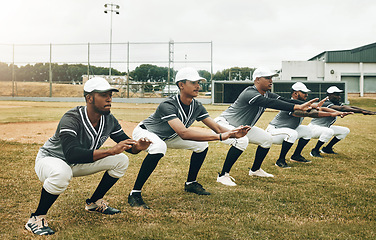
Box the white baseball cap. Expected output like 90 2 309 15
292 82 311 93
174 67 206 83
252 67 278 81
84 77 119 93
327 86 343 94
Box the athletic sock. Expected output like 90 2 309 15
32 188 59 216
325 137 341 149
313 140 325 151
88 171 119 203
220 146 244 176
132 153 164 191
292 138 310 156
251 146 270 172
187 148 208 182
278 141 293 161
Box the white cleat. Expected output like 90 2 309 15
249 168 274 178
217 173 237 186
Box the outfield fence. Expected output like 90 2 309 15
0 41 213 98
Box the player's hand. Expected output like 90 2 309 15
111 139 136 154
330 111 353 118
230 125 251 138
295 98 318 111
221 125 251 140
311 97 328 109
132 137 152 152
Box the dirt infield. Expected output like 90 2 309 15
0 120 138 147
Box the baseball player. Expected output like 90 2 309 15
128 67 250 209
266 82 350 168
25 77 151 235
215 67 320 186
309 86 375 157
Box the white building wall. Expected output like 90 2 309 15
281 61 376 96
281 61 324 81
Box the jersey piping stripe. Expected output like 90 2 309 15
94 115 105 149
111 128 123 135
83 107 98 135
197 113 209 119
79 107 95 150
60 129 77 135
161 114 177 120
248 94 261 105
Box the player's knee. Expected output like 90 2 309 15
148 141 167 155
44 169 73 195
108 153 129 178
194 142 209 153
285 131 298 143
233 136 248 151
259 134 273 148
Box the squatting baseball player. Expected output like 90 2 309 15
309 86 375 158
25 77 151 235
127 67 250 209
215 67 319 186
266 82 350 168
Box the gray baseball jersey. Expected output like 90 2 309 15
142 94 209 140
269 101 303 129
310 100 343 127
220 86 295 127
39 106 127 163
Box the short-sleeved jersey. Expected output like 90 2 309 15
219 86 295 127
39 106 126 162
142 94 209 140
310 100 343 127
269 109 303 129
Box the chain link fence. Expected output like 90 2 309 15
0 41 212 98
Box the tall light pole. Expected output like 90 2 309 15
104 3 120 78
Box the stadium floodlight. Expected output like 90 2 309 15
104 3 120 78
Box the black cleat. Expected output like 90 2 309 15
128 193 150 209
321 147 338 154
25 215 55 235
275 159 291 169
85 199 121 215
290 155 312 163
310 149 323 158
184 182 211 195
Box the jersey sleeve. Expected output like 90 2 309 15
60 133 94 164
58 111 81 138
159 101 179 122
196 103 210 121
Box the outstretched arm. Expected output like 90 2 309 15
292 109 353 118
167 117 250 142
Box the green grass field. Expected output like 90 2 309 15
1 99 376 239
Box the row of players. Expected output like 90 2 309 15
25 67 375 235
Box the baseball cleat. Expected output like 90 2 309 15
184 182 211 195
217 173 237 186
128 193 150 209
25 215 55 235
320 147 338 154
249 168 274 177
290 155 312 163
275 159 291 169
310 149 323 158
85 198 121 215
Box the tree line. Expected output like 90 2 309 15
0 62 255 84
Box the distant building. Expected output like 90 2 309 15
280 42 376 97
